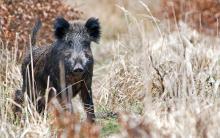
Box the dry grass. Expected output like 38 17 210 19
1 0 220 138
87 1 220 137
160 0 220 36
70 0 159 40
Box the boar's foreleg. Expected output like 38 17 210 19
80 81 95 123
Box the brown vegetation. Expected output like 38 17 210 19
51 108 100 138
0 0 82 51
160 0 220 36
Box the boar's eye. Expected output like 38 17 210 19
64 52 71 58
82 41 90 48
68 40 73 46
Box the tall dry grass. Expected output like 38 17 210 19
160 0 220 36
70 0 160 40
92 1 220 137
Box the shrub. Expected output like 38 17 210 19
0 0 82 51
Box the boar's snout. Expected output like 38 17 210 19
72 62 85 76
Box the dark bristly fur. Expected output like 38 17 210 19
13 17 101 122
31 19 42 46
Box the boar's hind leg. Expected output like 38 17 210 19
80 83 95 123
12 90 24 118
36 97 46 113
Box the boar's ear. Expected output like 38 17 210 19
54 17 70 39
85 17 101 43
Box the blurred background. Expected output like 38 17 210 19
1 0 220 50
68 0 160 39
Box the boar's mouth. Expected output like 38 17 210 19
65 72 85 83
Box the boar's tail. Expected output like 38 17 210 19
31 19 42 46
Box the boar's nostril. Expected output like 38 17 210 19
73 68 84 73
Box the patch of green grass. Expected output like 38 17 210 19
99 118 121 138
